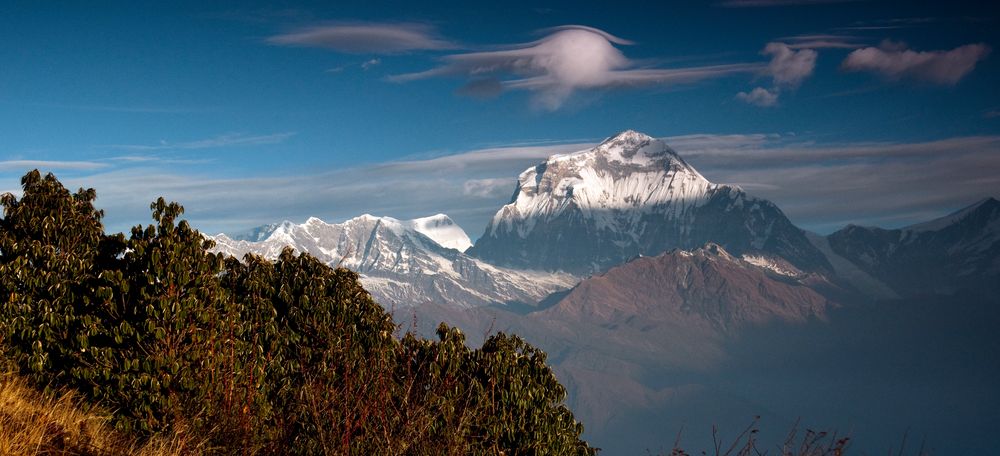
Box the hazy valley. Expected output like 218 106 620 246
212 131 1000 454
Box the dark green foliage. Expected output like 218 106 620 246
0 170 112 385
0 170 595 455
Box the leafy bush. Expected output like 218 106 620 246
0 170 595 455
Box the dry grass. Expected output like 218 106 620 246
0 372 202 456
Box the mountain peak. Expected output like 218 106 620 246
905 197 1000 233
589 129 676 166
604 129 655 144
470 130 831 274
407 214 472 252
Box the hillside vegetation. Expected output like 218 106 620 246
0 170 594 455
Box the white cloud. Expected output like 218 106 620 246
763 42 817 88
841 40 991 85
267 22 458 53
735 42 815 107
361 58 381 70
736 87 779 107
391 26 762 110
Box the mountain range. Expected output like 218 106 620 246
212 214 574 310
210 130 1000 454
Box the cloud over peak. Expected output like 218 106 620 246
392 26 762 110
268 22 458 53
841 40 991 85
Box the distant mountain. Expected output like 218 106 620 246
826 197 1000 296
541 243 834 333
468 130 831 275
409 243 836 447
230 222 283 242
210 214 575 309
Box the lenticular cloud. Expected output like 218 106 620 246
391 26 762 110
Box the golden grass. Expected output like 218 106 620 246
0 372 202 456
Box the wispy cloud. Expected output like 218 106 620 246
779 34 865 50
841 40 991 85
671 134 1000 231
391 25 762 110
0 160 107 171
267 22 458 53
719 0 866 7
14 133 996 238
837 17 939 31
20 102 211 114
27 141 592 236
104 132 296 151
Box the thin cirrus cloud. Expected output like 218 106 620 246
43 141 592 236
779 34 865 50
267 22 459 53
0 160 107 171
104 132 296 152
668 133 1000 232
390 25 763 110
841 40 991 85
24 133 998 237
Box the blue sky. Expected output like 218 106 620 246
1 0 997 236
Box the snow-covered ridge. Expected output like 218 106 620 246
210 213 576 309
250 213 472 253
407 214 473 252
904 197 998 233
741 254 803 277
677 244 803 278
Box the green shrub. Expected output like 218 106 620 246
0 170 595 455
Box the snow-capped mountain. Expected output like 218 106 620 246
210 214 575 309
230 222 283 242
826 197 1000 296
468 130 831 274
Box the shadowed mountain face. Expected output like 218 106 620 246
827 197 1000 297
408 244 1000 455
540 243 833 333
408 244 836 443
468 130 831 275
